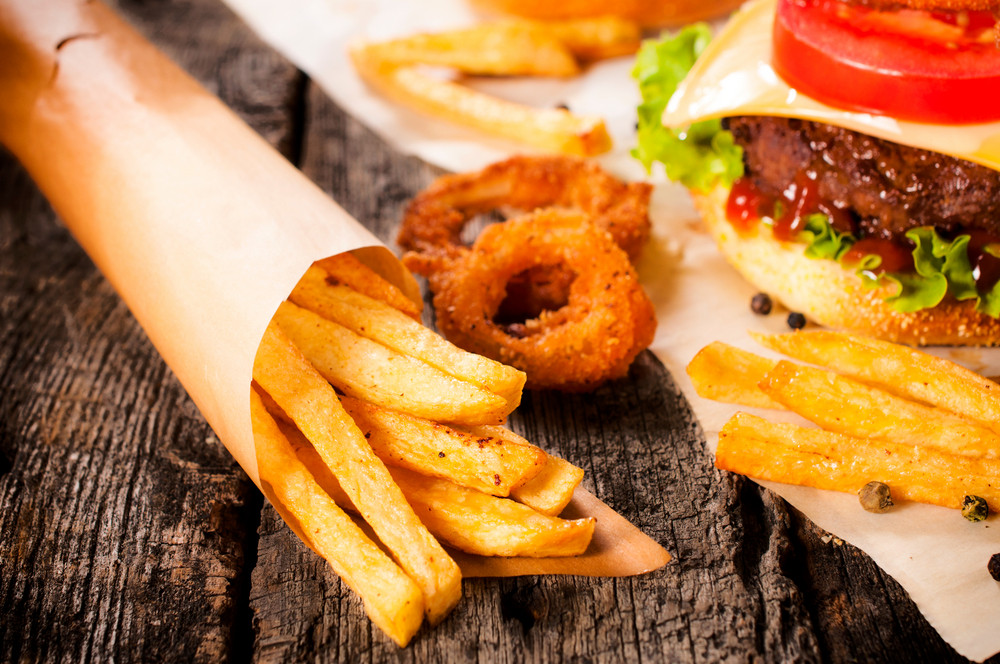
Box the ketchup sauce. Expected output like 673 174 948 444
724 174 1000 297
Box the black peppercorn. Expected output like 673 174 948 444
787 312 807 330
989 553 1000 581
962 495 989 522
750 292 772 315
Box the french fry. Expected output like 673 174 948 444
717 412 1000 513
340 395 546 496
760 360 1000 459
274 300 513 426
290 265 525 410
525 16 641 60
506 447 585 516
250 389 425 646
356 23 580 76
389 466 596 557
349 45 612 156
288 429 593 557
314 253 421 320
252 324 462 625
686 341 782 409
752 330 1000 433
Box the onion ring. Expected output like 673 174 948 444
406 209 656 392
398 154 652 260
398 154 652 318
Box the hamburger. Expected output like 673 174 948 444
633 0 1000 345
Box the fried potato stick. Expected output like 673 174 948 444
250 389 424 646
290 265 525 410
760 360 1000 459
481 428 585 516
526 16 641 60
389 466 596 557
752 330 1000 433
355 22 580 76
274 300 512 426
717 412 1000 512
290 429 593 557
686 341 783 409
340 395 546 496
253 324 461 624
313 253 421 320
350 45 612 156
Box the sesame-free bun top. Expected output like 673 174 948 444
691 186 1000 347
470 0 745 26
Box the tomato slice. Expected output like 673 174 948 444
772 0 1000 124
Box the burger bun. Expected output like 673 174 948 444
692 186 1000 346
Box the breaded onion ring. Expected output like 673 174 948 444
406 209 657 392
398 154 652 260
398 154 652 317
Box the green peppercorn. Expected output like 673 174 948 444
961 495 989 522
858 481 893 513
989 554 1000 582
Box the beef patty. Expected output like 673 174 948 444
725 116 1000 241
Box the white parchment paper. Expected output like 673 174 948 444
220 0 1000 658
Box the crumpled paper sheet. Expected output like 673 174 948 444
221 0 1000 659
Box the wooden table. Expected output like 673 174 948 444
0 1 995 662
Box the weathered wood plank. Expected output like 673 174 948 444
1 0 997 662
0 0 299 661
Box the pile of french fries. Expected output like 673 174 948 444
250 253 593 646
349 17 641 156
687 331 1000 515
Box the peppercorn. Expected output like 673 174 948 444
787 312 807 330
750 292 772 315
962 495 989 522
858 481 893 513
989 553 1000 582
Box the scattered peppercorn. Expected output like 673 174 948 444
962 495 989 522
750 292 772 315
858 481 893 513
787 312 807 330
989 554 1000 582
555 102 570 111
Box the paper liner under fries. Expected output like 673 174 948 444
0 0 670 581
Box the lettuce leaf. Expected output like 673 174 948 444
631 25 743 192
804 219 996 317
801 214 854 261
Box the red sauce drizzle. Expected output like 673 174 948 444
725 175 1000 296
966 231 1000 293
841 239 913 276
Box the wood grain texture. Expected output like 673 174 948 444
0 0 996 662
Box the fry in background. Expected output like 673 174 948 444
348 17 641 155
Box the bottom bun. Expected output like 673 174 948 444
692 186 1000 346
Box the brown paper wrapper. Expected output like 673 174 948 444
0 0 669 578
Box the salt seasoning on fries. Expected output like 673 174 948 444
690 330 1000 516
251 254 597 645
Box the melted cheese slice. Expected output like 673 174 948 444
662 0 1000 173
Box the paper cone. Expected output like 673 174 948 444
0 0 669 579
